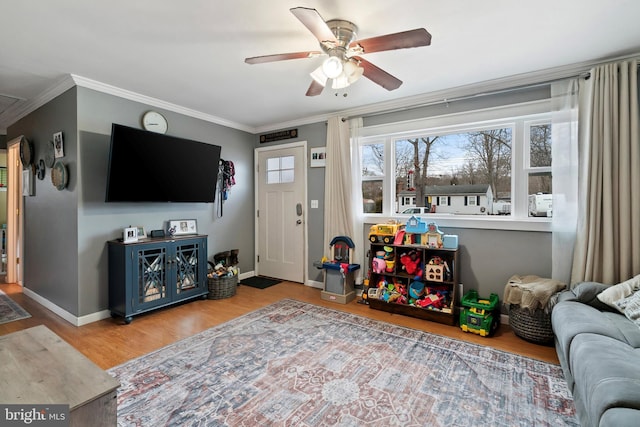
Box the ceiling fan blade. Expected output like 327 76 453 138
351 28 431 54
305 80 325 97
245 51 322 64
354 56 402 91
290 7 337 43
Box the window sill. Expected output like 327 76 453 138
362 214 552 232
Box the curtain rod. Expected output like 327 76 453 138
342 60 639 122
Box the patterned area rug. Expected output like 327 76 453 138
109 299 577 426
0 290 30 325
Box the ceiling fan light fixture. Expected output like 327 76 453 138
310 65 328 87
322 55 343 79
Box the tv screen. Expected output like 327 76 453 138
105 124 222 203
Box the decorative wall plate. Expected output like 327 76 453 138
44 141 56 168
51 160 68 190
19 137 34 168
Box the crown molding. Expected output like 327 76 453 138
70 75 255 133
255 52 640 133
0 75 76 134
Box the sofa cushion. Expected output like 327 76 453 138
597 273 640 310
616 290 640 327
568 333 640 427
559 281 614 311
600 407 640 427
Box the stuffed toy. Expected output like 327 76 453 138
400 251 422 276
372 257 386 274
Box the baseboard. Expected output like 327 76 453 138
306 280 323 289
22 287 111 326
501 313 510 325
239 270 254 280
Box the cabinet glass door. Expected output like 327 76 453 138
135 245 170 311
174 240 204 296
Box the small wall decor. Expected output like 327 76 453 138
44 141 56 167
36 159 46 180
123 226 138 243
310 147 326 167
168 219 197 236
22 169 34 196
53 131 64 158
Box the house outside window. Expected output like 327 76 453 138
357 100 552 230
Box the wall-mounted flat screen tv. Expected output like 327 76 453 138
105 123 222 203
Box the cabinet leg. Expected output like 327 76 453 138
124 316 132 325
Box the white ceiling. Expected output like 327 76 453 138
2 0 640 134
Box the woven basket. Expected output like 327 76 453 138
207 275 238 300
509 304 554 344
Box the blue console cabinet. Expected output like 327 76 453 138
108 235 208 323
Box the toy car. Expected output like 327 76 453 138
368 221 404 244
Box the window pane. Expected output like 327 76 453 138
267 171 279 184
281 155 294 169
267 157 279 171
362 179 383 213
362 144 384 177
530 124 552 167
280 169 294 183
528 172 552 217
394 128 512 214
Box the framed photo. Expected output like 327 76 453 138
310 147 326 167
168 219 197 236
123 226 138 243
135 226 147 239
22 169 34 196
53 131 64 158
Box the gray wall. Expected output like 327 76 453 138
9 87 255 317
253 122 328 283
9 88 80 314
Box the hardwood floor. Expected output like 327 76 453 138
0 281 559 370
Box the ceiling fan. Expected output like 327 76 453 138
245 7 432 96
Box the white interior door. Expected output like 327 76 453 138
256 144 306 282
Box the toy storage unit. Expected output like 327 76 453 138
459 290 499 337
367 241 459 326
319 236 360 304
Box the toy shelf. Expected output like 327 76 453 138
367 242 459 326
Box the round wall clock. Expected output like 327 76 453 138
142 111 168 134
51 160 68 190
19 137 34 168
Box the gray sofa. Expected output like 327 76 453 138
552 282 640 427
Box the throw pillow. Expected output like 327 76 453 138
597 273 640 311
615 290 640 326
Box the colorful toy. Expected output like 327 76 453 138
320 236 361 304
425 222 444 248
460 290 500 337
372 257 386 274
409 279 425 299
368 220 404 244
399 250 422 276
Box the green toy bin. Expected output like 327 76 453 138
460 290 499 337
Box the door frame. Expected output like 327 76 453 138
254 141 308 284
6 137 23 285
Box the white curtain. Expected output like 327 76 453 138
349 117 364 282
571 60 640 284
323 116 356 265
550 79 580 285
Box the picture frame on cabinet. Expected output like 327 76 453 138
168 219 197 236
135 226 147 239
123 226 138 243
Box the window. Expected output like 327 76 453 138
357 100 552 228
266 156 294 184
361 143 384 213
